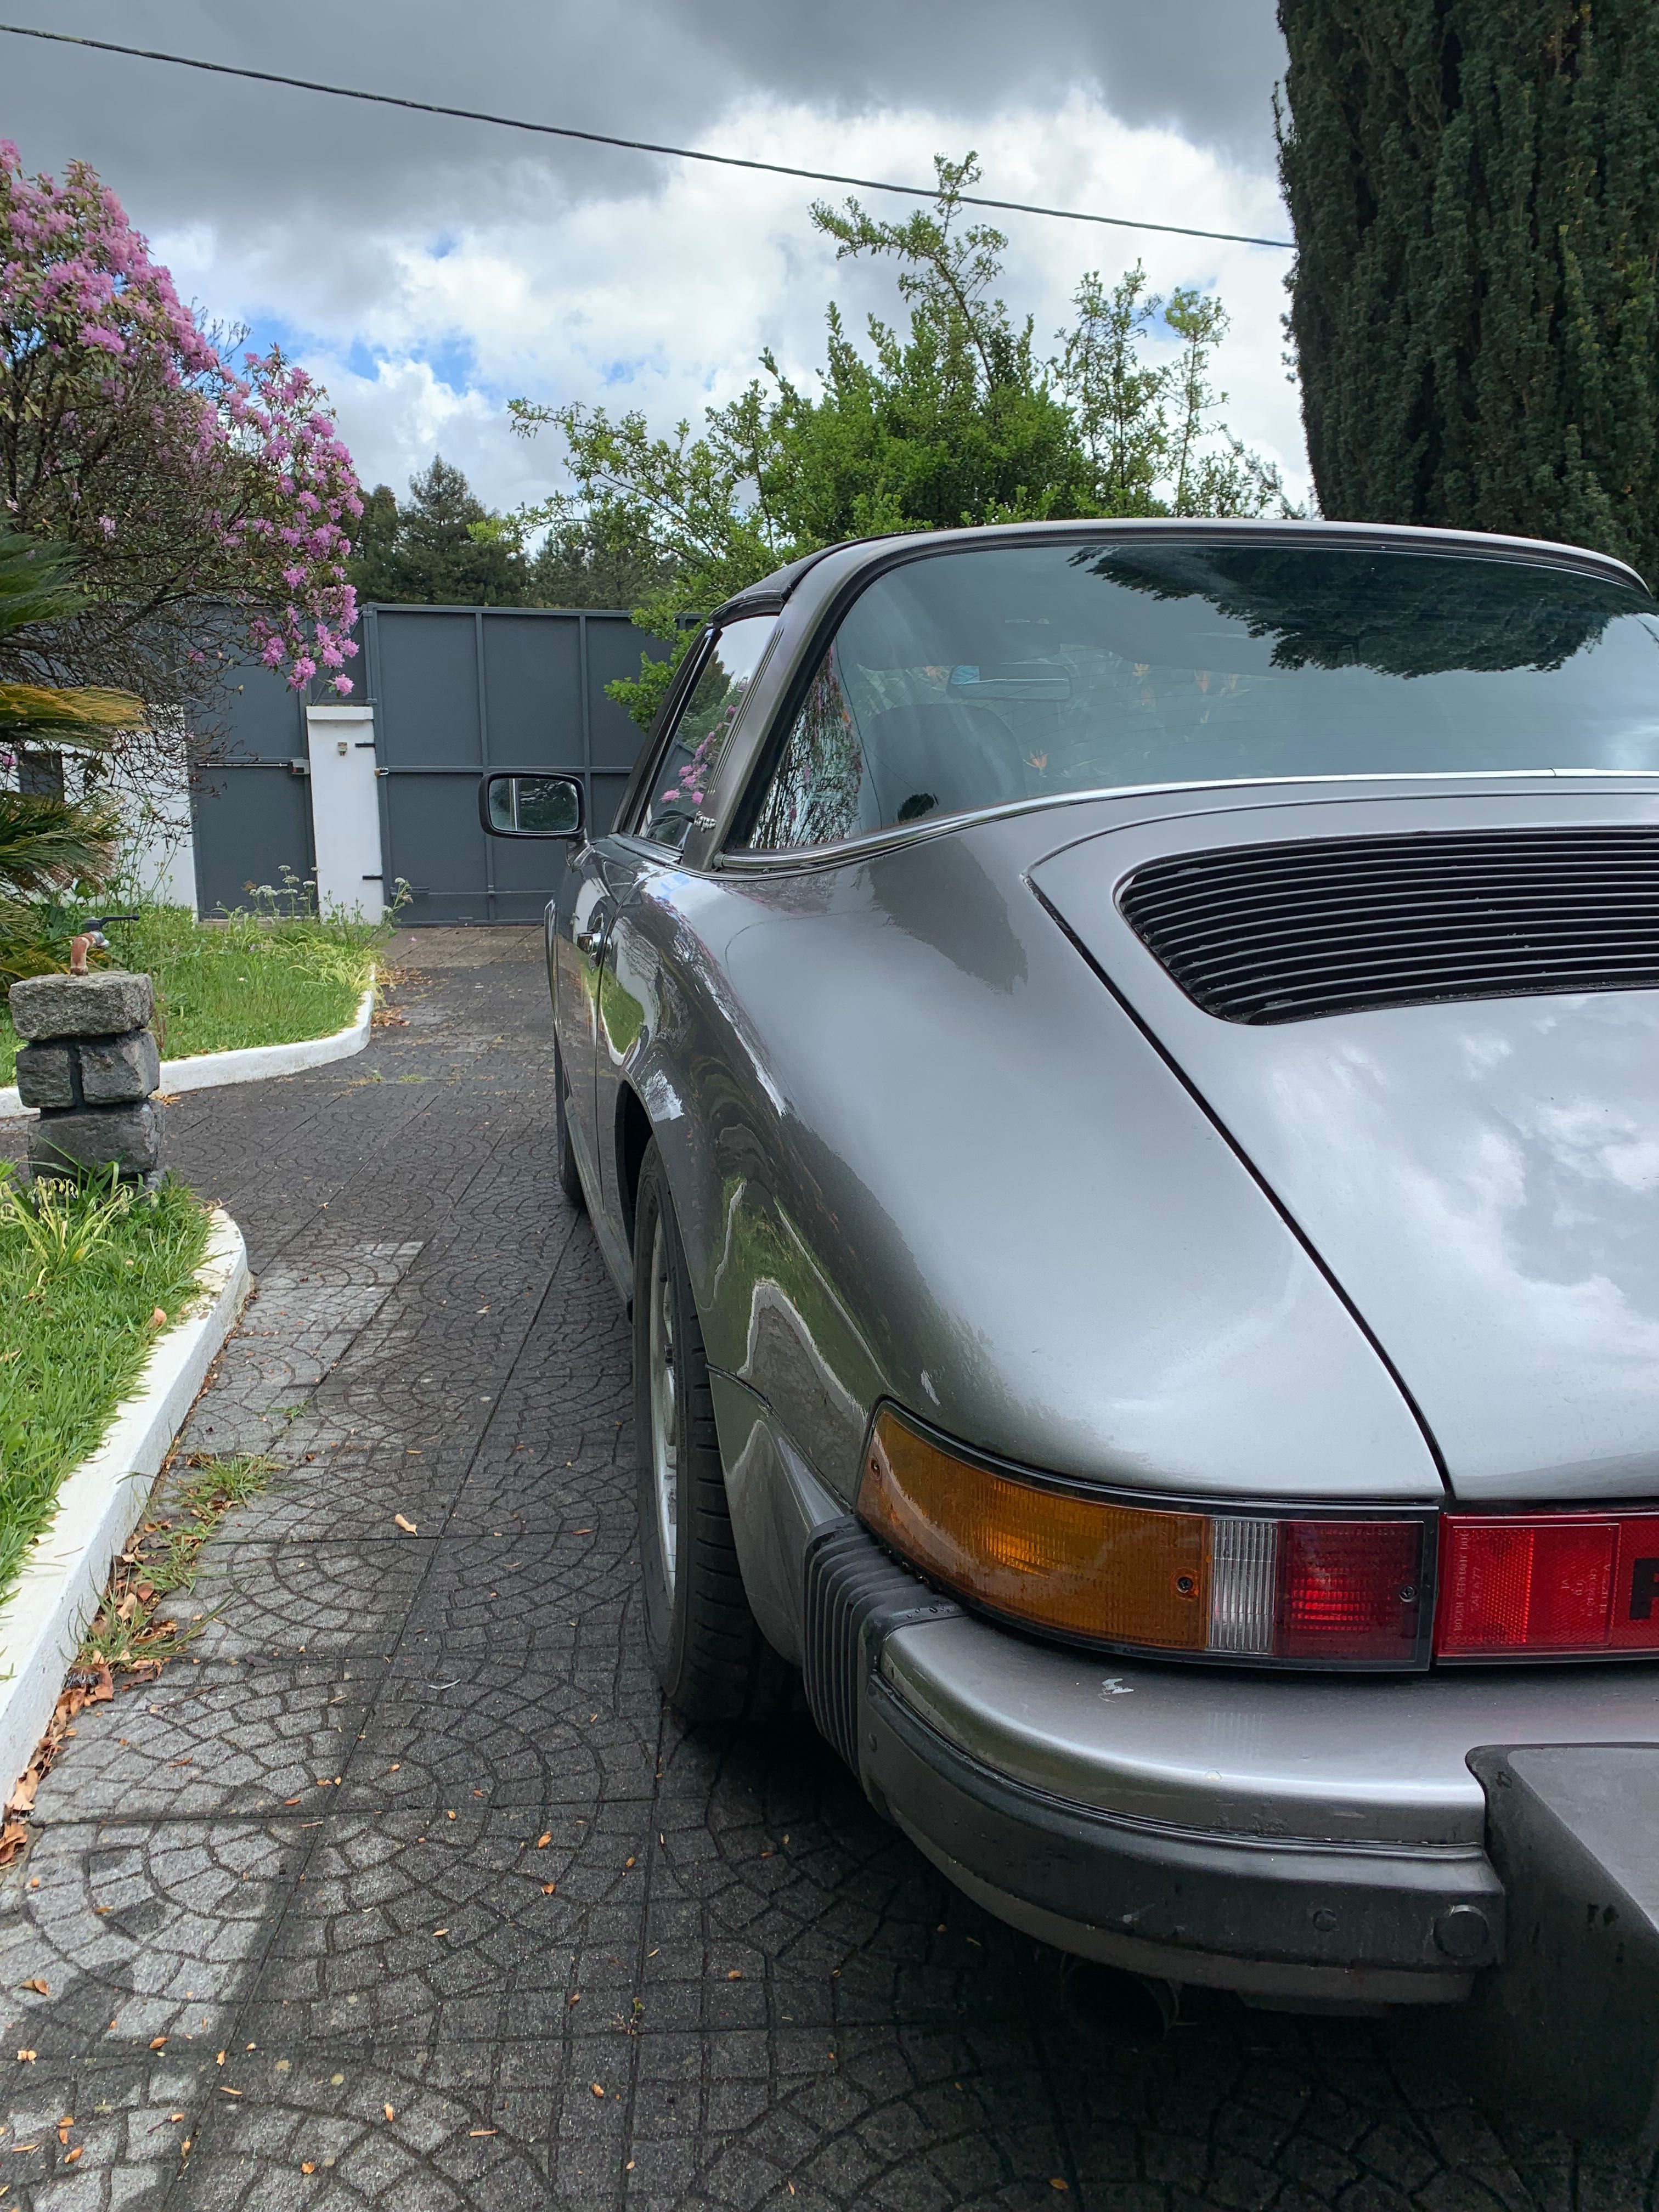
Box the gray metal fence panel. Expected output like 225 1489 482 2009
186 605 665 924
189 665 313 917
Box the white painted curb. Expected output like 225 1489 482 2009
0 981 374 1119
0 1207 250 1800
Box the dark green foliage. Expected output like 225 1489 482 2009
349 457 680 612
527 505 681 610
348 456 535 606
1277 1 1659 579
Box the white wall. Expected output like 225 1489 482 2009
116 755 198 912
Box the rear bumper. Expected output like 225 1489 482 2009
802 1520 1659 2004
865 1669 1498 2002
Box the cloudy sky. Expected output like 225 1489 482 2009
2 1 1305 518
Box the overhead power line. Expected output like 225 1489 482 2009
0 21 1296 252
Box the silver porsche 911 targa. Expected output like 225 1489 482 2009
482 519 1659 2115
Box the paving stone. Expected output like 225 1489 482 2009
4 932 1656 2212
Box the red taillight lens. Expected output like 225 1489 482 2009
1278 1520 1423 1661
1436 1514 1659 1657
858 1409 1431 1667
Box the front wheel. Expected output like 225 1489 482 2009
633 1141 788 1723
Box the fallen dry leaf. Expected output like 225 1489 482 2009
383 2104 395 2123
15 2050 34 2062
590 2083 604 2098
19 1979 46 1996
469 2128 497 2137
393 1514 417 1534
150 1308 167 1329
541 1882 556 1895
535 1832 551 1849
726 1971 743 1982
301 2161 316 2175
63 2146 82 2164
149 2036 167 2050
216 2052 225 2066
1049 2182 1069 2193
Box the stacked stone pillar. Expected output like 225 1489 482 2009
8 971 163 1184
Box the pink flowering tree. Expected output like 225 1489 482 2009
0 144 363 743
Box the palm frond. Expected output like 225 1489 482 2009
0 791 121 899
0 533 84 640
0 682 140 751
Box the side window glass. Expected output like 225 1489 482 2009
640 614 776 850
742 648 870 850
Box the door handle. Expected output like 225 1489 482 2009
574 917 609 957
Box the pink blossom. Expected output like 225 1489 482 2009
1 146 365 695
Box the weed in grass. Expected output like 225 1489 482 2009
79 1453 279 1672
3 1163 135 1288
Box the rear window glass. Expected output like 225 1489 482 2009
736 540 1659 851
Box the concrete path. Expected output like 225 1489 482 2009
0 930 1646 2210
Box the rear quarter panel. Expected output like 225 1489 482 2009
608 815 1437 1514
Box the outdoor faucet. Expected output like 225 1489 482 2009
67 913 138 974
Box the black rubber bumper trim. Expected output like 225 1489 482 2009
863 1674 1505 1974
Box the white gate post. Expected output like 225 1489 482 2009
304 704 384 921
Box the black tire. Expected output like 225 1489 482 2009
555 1047 585 1211
633 1141 789 1723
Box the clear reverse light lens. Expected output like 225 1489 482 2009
1208 1516 1278 1653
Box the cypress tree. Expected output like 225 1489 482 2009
1277 2 1659 579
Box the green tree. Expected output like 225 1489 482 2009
348 457 532 606
1277 0 1659 577
510 155 1288 727
526 504 682 610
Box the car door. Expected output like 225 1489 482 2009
592 613 779 1238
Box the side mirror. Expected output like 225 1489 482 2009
479 772 584 839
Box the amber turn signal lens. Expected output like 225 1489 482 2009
857 1408 1209 1651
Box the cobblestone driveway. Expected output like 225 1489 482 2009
1 930 1652 2211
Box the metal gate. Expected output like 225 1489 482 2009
363 603 665 925
188 605 664 924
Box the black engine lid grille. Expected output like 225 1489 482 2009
1118 827 1659 1023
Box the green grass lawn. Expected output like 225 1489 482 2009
0 904 380 1086
0 1172 212 1613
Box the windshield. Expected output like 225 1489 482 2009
737 540 1659 851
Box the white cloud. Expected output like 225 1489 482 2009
148 87 1307 516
